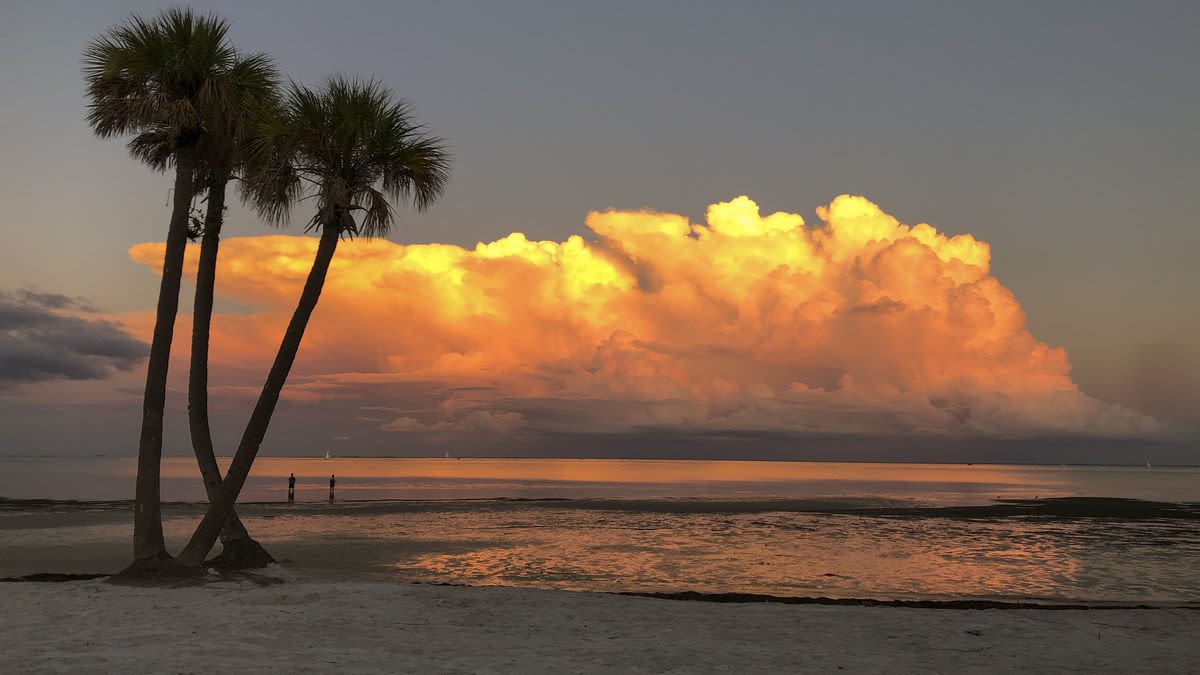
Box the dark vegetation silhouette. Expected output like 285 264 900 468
84 8 450 579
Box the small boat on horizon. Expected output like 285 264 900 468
325 450 332 460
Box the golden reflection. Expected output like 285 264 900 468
379 507 1116 601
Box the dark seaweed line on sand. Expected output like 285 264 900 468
6 575 1198 610
620 590 1200 611
1 573 110 583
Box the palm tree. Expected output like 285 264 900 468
173 77 451 568
177 53 280 569
115 44 284 569
84 8 243 572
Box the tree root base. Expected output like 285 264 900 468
108 552 206 586
207 537 275 571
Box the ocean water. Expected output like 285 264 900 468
1 457 1198 604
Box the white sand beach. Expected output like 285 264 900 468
3 575 1197 674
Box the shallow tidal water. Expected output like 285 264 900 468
1 457 1197 604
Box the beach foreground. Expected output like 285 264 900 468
4 576 1196 674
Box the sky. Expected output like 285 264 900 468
0 1 1196 462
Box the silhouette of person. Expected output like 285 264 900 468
329 474 336 501
287 473 296 502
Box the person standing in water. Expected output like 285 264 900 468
329 474 336 501
287 473 296 502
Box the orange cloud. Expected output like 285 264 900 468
128 195 1159 440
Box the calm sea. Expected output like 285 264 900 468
2 457 1198 604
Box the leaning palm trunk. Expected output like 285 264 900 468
175 221 339 567
188 176 274 568
126 148 197 570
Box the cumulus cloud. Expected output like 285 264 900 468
129 195 1161 443
0 289 146 386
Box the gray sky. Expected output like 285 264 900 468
0 1 1197 461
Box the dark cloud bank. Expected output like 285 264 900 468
0 289 145 386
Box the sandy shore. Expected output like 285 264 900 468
3 574 1197 674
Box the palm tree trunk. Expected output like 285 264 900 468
127 148 196 569
175 220 340 568
188 176 274 568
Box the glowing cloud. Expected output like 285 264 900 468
129 196 1159 442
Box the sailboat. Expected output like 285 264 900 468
444 450 451 459
325 450 331 460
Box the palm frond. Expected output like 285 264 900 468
83 8 240 152
126 125 177 172
242 76 451 238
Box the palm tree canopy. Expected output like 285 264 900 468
242 76 452 238
126 52 279 178
83 8 277 173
